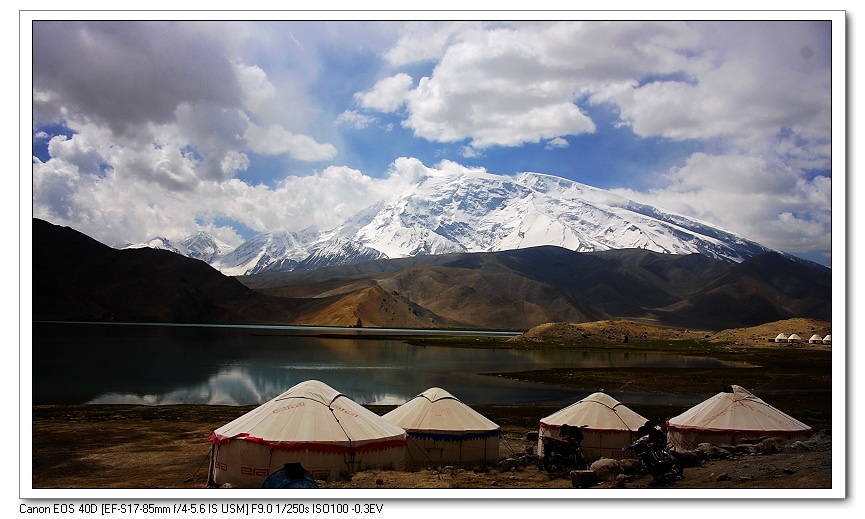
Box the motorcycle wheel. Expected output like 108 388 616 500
650 469 667 485
543 451 562 473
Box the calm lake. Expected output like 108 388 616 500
30 322 741 407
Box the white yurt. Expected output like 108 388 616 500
209 380 407 487
809 334 823 344
787 333 802 343
538 392 647 462
667 385 812 450
383 387 500 471
774 333 788 343
823 334 832 345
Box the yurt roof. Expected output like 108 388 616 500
383 387 499 434
540 392 647 431
211 380 406 447
668 385 811 434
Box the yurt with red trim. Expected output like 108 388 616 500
538 392 647 462
208 380 407 487
667 385 813 450
383 387 500 470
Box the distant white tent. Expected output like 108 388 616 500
787 333 802 343
774 333 788 343
667 385 812 450
383 387 500 470
809 334 823 343
538 392 647 461
209 380 407 487
823 335 832 345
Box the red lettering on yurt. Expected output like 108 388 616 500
332 404 359 417
271 401 305 414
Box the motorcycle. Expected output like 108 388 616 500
622 433 683 485
541 424 588 473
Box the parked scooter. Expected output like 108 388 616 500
622 430 683 484
541 424 588 473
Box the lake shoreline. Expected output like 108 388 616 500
32 320 833 430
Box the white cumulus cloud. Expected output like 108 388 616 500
546 137 569 149
355 73 414 113
360 21 708 151
244 123 337 161
336 110 377 129
613 152 832 255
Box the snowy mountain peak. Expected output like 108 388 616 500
330 169 774 265
293 238 389 272
124 236 186 256
210 229 321 276
124 231 232 264
123 168 778 275
180 232 233 263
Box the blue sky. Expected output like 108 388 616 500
28 15 839 266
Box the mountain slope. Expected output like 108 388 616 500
32 219 300 324
244 246 831 331
34 218 831 331
656 252 833 328
289 284 455 329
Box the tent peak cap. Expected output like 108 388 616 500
418 387 459 403
274 379 344 406
383 387 499 432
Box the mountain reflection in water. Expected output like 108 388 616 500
31 322 745 406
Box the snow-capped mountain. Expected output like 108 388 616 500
126 168 778 275
209 229 319 276
324 169 772 263
124 233 232 264
291 238 388 272
180 231 234 263
124 236 186 255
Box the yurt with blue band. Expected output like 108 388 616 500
383 387 500 470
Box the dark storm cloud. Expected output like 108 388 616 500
32 21 244 136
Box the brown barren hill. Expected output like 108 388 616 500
511 320 708 343
707 317 832 348
511 318 831 349
292 285 442 328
